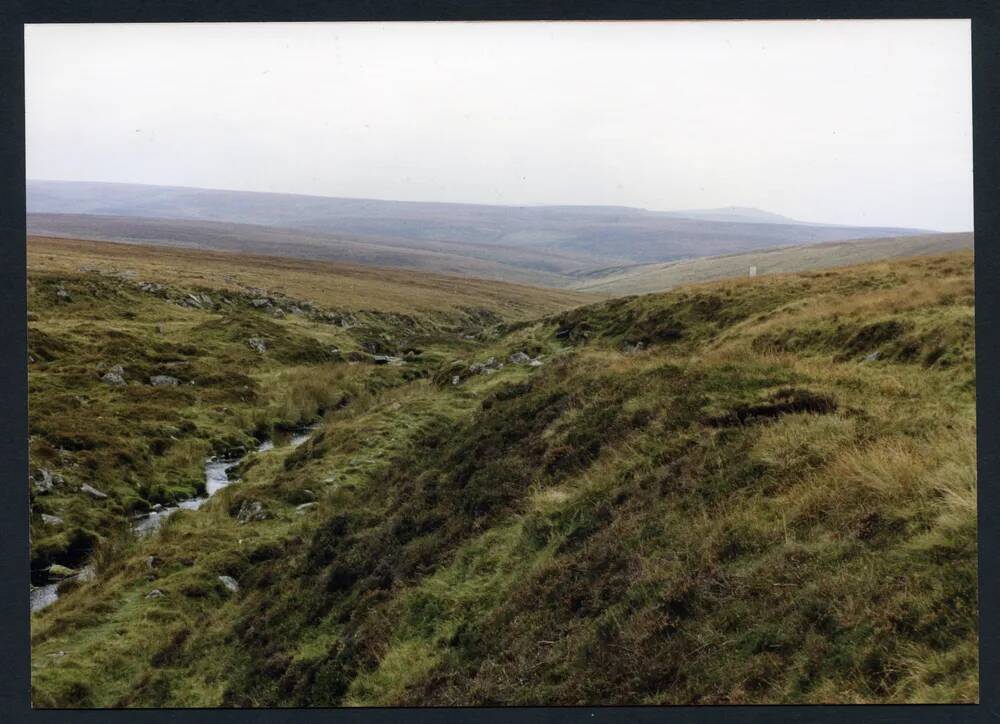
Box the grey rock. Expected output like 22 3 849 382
41 513 63 526
451 375 461 386
55 287 71 300
32 468 55 493
80 483 108 499
235 500 269 524
528 359 544 367
146 556 159 570
295 502 317 514
102 371 126 386
149 375 180 387
247 337 267 354
509 352 531 365
863 351 881 362
469 357 499 375
145 588 165 599
218 575 239 593
250 298 271 308
372 355 403 365
272 308 286 318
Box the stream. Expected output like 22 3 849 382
30 425 318 613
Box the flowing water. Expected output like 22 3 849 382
30 425 319 613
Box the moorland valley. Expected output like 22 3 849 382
27 184 977 705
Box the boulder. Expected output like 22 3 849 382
469 357 499 375
80 483 109 499
528 359 544 367
247 337 267 354
101 371 126 386
250 298 271 308
55 287 71 300
509 352 531 365
235 500 269 524
41 513 63 526
372 355 403 365
145 588 165 599
149 375 180 387
31 468 55 493
218 575 239 593
863 351 881 362
295 502 318 514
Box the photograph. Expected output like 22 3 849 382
25 19 976 707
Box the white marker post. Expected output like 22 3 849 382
748 265 757 278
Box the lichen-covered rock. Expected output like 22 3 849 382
235 500 269 524
247 337 267 354
149 375 180 387
80 483 109 499
101 371 126 386
31 468 55 493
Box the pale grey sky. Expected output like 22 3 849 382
25 20 973 230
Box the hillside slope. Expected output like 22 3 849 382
574 233 974 295
27 215 610 288
28 180 930 272
27 236 592 580
30 250 976 706
28 236 595 317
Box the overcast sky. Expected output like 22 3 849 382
25 20 972 230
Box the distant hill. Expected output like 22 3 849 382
571 232 974 295
25 213 595 288
28 180 934 282
655 206 807 224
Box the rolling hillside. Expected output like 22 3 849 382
573 233 975 295
28 235 595 318
30 244 976 706
28 181 933 283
